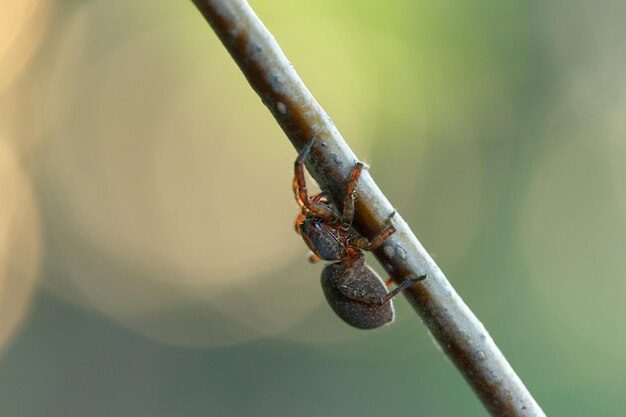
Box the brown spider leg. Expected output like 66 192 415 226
349 224 396 251
340 162 364 231
294 211 306 234
294 136 334 219
308 252 321 263
311 190 330 204
294 189 327 234
292 176 304 208
376 275 427 306
294 186 328 234
348 211 397 251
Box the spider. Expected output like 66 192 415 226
293 136 426 329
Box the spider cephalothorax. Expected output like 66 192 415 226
292 136 425 329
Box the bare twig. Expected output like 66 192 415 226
191 1 546 416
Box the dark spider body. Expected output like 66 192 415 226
321 258 394 329
292 136 425 329
299 216 344 261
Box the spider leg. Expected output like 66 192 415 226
294 136 334 219
340 162 364 231
308 252 321 263
294 211 306 234
295 191 330 234
311 190 330 204
348 225 395 251
348 211 396 251
378 275 426 305
292 176 304 208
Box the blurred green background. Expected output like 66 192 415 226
1 0 625 415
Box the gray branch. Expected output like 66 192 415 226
191 1 546 416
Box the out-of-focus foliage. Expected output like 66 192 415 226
1 0 625 415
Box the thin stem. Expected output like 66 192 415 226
191 1 546 416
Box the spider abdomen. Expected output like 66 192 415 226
321 261 394 329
